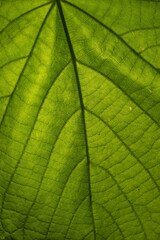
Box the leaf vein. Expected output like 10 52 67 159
56 0 96 238
64 0 160 74
91 162 148 240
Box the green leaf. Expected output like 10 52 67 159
0 0 160 239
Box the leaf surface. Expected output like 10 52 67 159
0 0 160 239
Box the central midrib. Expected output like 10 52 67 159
56 0 96 239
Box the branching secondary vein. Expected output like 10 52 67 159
64 0 160 74
85 107 160 194
0 2 55 232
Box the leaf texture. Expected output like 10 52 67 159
0 0 160 239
